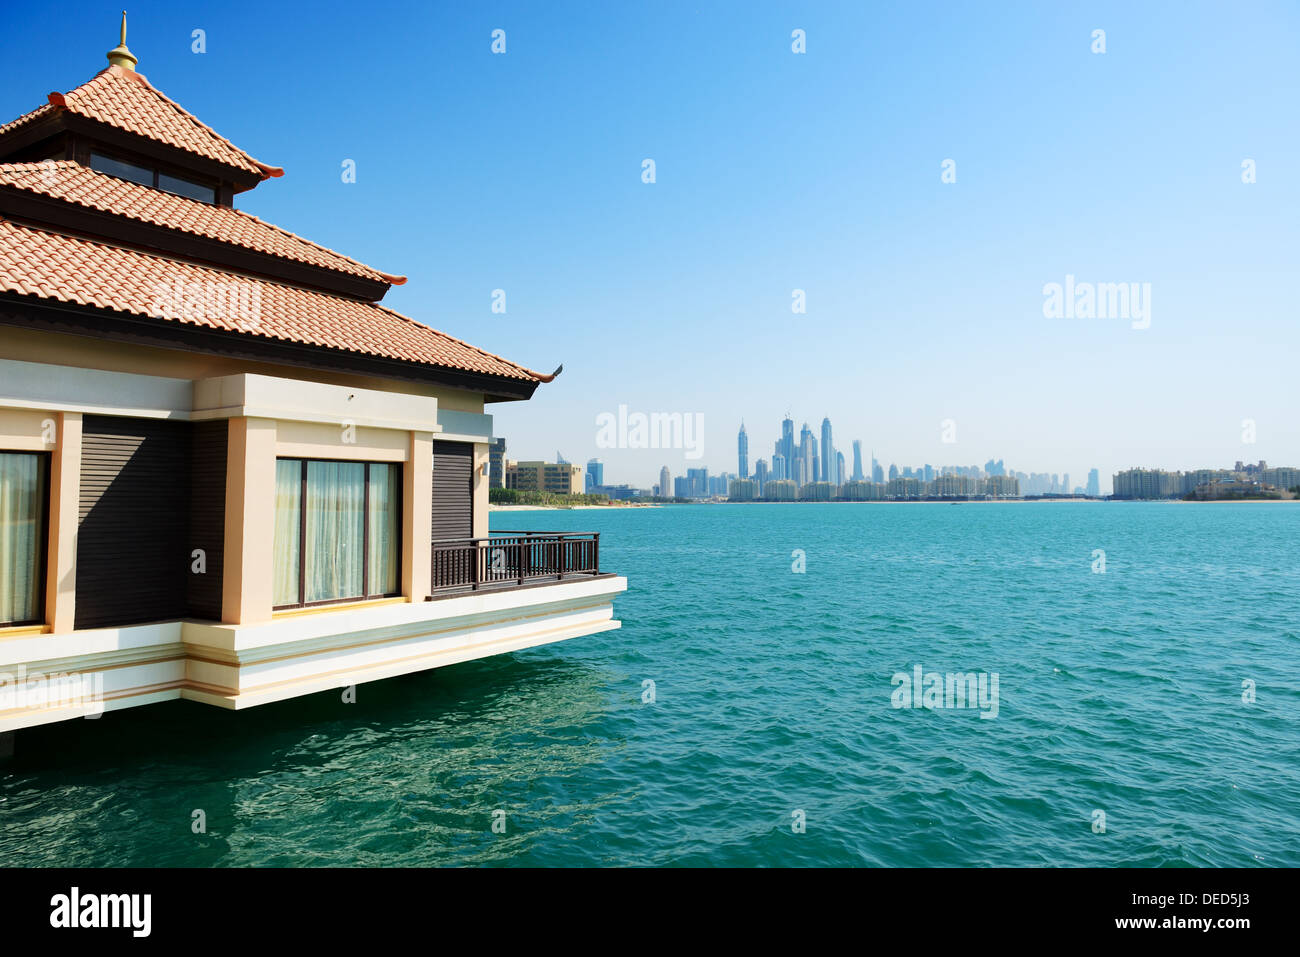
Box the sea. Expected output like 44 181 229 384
2 502 1297 866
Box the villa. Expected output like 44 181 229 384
0 19 625 742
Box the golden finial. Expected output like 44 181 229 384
106 11 138 71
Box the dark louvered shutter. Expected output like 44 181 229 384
76 415 192 629
186 421 227 620
431 441 473 541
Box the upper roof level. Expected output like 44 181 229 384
0 15 557 401
0 13 280 203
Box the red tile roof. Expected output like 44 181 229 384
0 217 544 383
0 66 280 180
0 161 405 287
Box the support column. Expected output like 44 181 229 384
404 431 433 601
472 442 489 539
222 417 276 624
45 411 81 634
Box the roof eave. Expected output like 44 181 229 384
0 294 544 401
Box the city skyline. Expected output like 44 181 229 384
24 4 1289 493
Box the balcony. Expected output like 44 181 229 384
430 530 609 598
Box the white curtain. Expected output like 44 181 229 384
0 453 45 625
305 461 364 602
272 459 303 607
367 464 399 596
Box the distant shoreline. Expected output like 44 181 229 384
489 503 662 512
492 498 1296 511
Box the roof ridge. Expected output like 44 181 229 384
106 67 283 179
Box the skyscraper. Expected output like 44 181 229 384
799 423 814 486
821 417 834 488
772 453 786 481
1086 468 1100 497
852 440 864 481
737 422 749 479
489 437 506 488
585 457 604 491
781 416 795 471
836 451 846 486
872 455 883 484
754 458 768 495
660 466 672 499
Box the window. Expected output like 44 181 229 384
0 452 48 626
90 152 217 205
273 459 401 609
158 171 217 204
89 152 152 187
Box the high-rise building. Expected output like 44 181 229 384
781 416 795 472
799 423 815 486
772 453 786 481
1086 468 1100 497
686 467 709 498
737 422 749 479
836 451 846 486
852 440 864 481
754 458 769 495
489 437 506 489
872 456 883 484
585 458 604 492
820 417 834 488
659 466 672 499
888 463 899 481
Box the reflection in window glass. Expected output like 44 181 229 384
158 171 216 204
89 152 153 187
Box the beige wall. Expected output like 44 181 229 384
276 421 409 462
222 417 277 624
45 412 81 633
3 329 501 629
473 442 489 539
1 325 489 413
0 408 78 633
404 433 433 600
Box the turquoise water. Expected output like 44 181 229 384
2 503 1297 866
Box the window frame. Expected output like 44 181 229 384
0 450 51 628
272 457 403 611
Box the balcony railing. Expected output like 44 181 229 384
430 530 603 596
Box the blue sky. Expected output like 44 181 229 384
3 2 1298 492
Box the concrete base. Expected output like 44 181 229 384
1 576 627 732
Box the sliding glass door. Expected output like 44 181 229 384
273 458 401 609
0 452 48 626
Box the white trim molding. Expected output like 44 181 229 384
0 577 626 731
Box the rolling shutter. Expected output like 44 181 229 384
431 440 473 541
186 421 227 621
76 415 192 629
